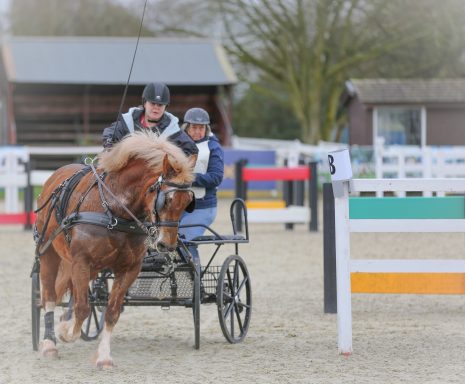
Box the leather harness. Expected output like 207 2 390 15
33 163 193 259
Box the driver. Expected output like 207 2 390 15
102 82 198 157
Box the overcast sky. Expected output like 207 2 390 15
0 0 8 12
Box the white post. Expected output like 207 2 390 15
0 148 29 213
327 148 353 355
374 137 384 197
334 180 353 355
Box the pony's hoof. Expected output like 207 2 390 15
57 321 79 343
39 340 58 359
96 359 115 370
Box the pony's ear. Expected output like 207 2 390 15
162 154 176 178
187 154 197 171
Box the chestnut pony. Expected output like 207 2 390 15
34 132 195 368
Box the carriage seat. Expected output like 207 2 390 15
189 234 246 242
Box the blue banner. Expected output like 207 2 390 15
220 149 276 190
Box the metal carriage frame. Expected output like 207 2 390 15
31 198 251 350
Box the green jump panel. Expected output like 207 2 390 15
349 196 465 219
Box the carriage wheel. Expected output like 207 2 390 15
193 261 201 350
80 278 107 341
216 255 252 344
65 279 107 341
80 297 106 341
31 272 41 351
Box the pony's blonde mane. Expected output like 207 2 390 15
98 131 194 183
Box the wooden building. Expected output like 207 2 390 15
344 79 465 147
0 36 237 149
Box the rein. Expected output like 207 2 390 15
88 160 150 235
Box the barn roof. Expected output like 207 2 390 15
347 78 465 104
1 36 237 86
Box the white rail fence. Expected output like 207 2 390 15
375 141 465 196
3 140 465 212
232 136 465 187
0 146 101 213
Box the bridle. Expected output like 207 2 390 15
148 174 195 228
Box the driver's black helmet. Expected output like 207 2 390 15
142 82 170 105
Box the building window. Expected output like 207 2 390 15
375 107 424 146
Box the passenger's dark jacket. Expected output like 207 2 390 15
102 107 198 157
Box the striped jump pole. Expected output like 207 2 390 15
234 160 318 232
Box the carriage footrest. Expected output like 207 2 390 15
128 269 193 299
140 255 168 271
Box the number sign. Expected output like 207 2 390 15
328 149 352 181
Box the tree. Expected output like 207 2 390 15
9 0 153 36
233 82 301 140
217 0 465 144
360 0 465 79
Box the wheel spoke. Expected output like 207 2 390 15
84 311 92 335
223 299 235 319
90 306 100 335
229 301 234 338
235 276 249 298
233 302 244 332
236 301 250 310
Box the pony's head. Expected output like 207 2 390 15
98 131 196 251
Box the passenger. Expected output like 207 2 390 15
178 108 224 260
101 82 198 157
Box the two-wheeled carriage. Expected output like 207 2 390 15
31 198 251 351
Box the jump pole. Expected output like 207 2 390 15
234 161 318 231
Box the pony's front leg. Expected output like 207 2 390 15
94 266 141 369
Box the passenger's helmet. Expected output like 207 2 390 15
183 108 210 125
142 82 170 105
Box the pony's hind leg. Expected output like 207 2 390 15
38 248 61 358
94 265 141 369
57 257 90 343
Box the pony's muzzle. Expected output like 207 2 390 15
156 241 176 253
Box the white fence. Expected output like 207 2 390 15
374 141 465 196
233 136 465 188
3 140 465 212
334 178 465 355
0 147 29 213
0 146 101 213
